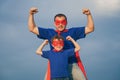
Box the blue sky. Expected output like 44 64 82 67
0 0 120 80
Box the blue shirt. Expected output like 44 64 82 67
42 49 74 78
37 27 86 63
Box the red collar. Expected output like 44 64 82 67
55 29 68 35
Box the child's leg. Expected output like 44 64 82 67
44 61 51 80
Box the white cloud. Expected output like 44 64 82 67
96 0 119 10
93 0 120 16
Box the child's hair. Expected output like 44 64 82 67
51 35 64 42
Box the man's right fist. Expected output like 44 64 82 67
29 7 38 14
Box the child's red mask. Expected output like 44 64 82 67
52 40 64 47
55 19 67 26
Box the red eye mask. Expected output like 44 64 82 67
55 19 67 26
52 40 64 46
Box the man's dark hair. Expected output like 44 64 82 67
54 13 67 22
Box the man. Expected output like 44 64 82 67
28 7 94 80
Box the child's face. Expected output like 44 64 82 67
54 16 67 31
52 39 64 51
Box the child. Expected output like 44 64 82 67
36 35 84 80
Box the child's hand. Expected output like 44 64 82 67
66 36 72 41
82 8 91 15
29 7 38 15
43 40 49 45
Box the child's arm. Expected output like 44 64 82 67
66 36 80 52
36 40 49 55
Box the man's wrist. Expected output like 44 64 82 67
29 11 34 15
87 13 91 16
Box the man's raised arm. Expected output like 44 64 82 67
28 7 39 35
83 8 94 34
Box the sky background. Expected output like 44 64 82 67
0 0 120 80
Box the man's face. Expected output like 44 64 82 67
54 16 67 31
52 39 64 51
